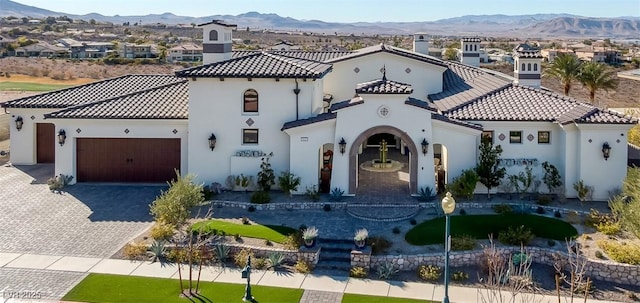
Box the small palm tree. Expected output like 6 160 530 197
543 53 582 96
578 61 618 107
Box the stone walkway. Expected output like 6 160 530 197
299 290 343 303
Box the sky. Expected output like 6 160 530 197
11 0 640 22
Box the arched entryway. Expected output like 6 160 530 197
433 143 449 193
349 126 418 195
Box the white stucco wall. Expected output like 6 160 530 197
432 120 481 185
187 77 321 186
323 52 446 102
7 109 54 165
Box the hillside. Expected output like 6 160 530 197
524 17 640 37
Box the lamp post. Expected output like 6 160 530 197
241 255 253 302
441 192 456 303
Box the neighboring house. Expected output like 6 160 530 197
269 41 300 51
14 42 68 58
120 43 155 59
2 20 636 201
575 47 621 63
57 38 115 59
540 49 576 63
168 43 203 62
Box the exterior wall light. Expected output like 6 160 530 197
339 137 346 154
208 133 217 151
15 116 23 131
421 138 429 155
58 129 66 146
602 142 611 160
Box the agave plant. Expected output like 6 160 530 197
266 252 285 270
147 240 166 263
214 243 230 263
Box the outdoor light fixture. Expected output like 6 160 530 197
339 137 346 154
602 142 611 160
441 192 456 303
57 129 66 146
208 133 217 151
15 116 23 131
421 138 429 155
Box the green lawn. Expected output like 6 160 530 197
192 219 297 244
342 293 434 303
63 273 303 303
0 81 71 92
405 214 578 245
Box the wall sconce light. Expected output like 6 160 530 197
57 129 66 146
339 137 346 154
421 138 429 155
15 116 23 131
208 133 217 151
602 142 611 160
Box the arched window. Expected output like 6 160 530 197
418 35 424 40
527 63 531 71
474 45 477 51
521 63 525 71
533 63 538 71
243 89 258 112
209 30 218 41
465 45 468 51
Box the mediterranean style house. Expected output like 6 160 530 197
2 20 636 201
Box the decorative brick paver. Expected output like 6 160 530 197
299 290 343 303
0 268 86 300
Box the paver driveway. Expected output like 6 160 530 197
0 164 161 258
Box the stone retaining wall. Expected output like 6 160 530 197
364 247 638 285
225 243 320 265
418 202 591 216
212 200 347 211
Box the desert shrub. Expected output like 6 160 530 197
418 264 441 281
214 244 230 263
256 154 275 192
498 225 535 246
294 260 312 273
329 187 344 202
264 239 272 246
418 186 436 202
266 252 285 269
596 221 622 236
573 180 592 202
565 211 582 224
459 208 467 215
547 240 556 247
252 257 267 270
451 235 476 251
349 266 368 278
150 172 203 227
377 262 399 280
492 204 513 214
409 218 417 225
536 206 545 214
367 236 392 255
284 230 303 250
537 195 552 205
47 174 73 191
248 205 256 212
233 248 255 268
597 240 640 265
123 242 147 260
150 222 175 241
305 185 320 202
323 204 331 211
451 270 469 281
250 191 271 204
241 216 250 225
447 169 479 200
392 227 401 234
595 250 604 259
586 209 621 235
554 210 562 218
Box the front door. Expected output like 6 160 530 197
36 123 55 163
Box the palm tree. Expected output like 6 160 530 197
543 53 582 96
578 61 618 106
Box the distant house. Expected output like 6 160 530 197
168 43 202 62
57 38 115 59
120 43 155 59
540 49 576 63
14 42 68 58
269 41 300 51
575 47 621 63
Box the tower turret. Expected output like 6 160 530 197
513 43 543 88
459 37 481 67
199 20 237 65
413 33 429 55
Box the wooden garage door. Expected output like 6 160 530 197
77 138 180 183
36 123 55 163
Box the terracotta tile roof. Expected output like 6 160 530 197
356 78 413 94
577 109 637 124
461 37 481 42
404 97 437 111
329 97 365 111
513 43 543 58
2 75 183 109
324 44 448 68
197 20 236 27
233 50 352 62
175 52 332 79
281 112 336 130
432 113 483 130
45 81 188 120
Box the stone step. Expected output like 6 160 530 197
346 205 421 222
318 251 351 262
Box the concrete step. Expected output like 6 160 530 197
346 205 420 222
318 251 350 262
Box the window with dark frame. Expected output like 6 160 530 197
242 129 258 144
481 130 494 144
510 131 522 143
538 131 550 144
243 89 258 113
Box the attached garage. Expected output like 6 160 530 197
76 138 180 183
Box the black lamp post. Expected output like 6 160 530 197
602 142 611 160
441 192 456 303
15 116 23 131
241 255 253 302
421 138 429 155
208 133 217 151
339 137 346 154
57 129 66 146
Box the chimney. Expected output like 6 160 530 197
199 20 237 65
413 33 429 55
513 43 542 88
460 37 481 67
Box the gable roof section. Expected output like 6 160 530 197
356 78 413 94
281 112 336 130
404 97 437 111
232 50 353 62
325 44 448 68
175 52 332 79
45 80 188 120
2 75 182 109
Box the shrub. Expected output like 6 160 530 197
305 185 320 202
554 210 562 218
498 225 535 246
409 218 417 225
547 240 556 247
536 206 545 214
241 216 250 225
123 242 147 260
257 154 275 192
377 262 399 280
447 169 479 200
451 235 476 251
367 236 392 255
253 257 267 270
596 221 622 236
418 186 436 202
451 270 469 281
150 172 203 227
214 244 229 263
47 174 74 191
595 250 604 259
233 248 255 268
541 161 562 194
492 204 513 214
392 227 401 234
417 264 441 281
350 266 368 278
573 180 592 202
234 233 242 241
147 240 166 263
323 204 331 211
278 171 301 197
294 260 312 273
248 205 256 212
586 209 621 235
329 187 344 202
459 208 467 215
566 211 582 224
537 195 552 206
150 222 174 241
264 239 272 246
284 231 303 250
250 191 271 204
266 252 285 269
597 240 640 265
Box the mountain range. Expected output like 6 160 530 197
1 0 639 38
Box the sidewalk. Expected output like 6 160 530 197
0 252 624 303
